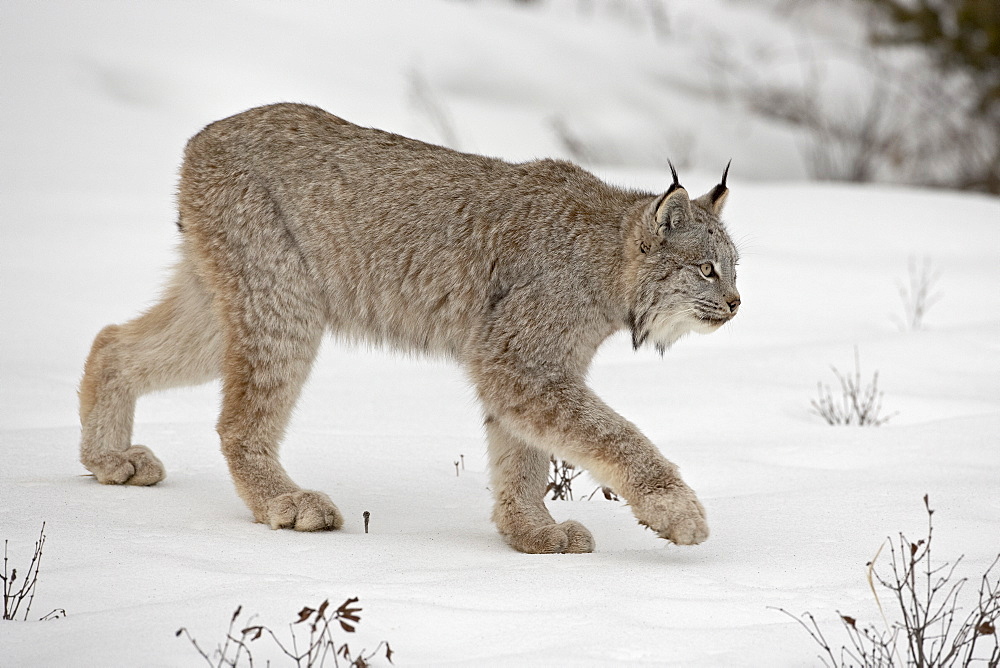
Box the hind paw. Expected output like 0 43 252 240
265 490 344 531
503 520 595 554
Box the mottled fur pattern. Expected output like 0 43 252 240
79 103 740 553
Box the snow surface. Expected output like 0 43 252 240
1 1 998 666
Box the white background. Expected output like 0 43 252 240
1 2 998 665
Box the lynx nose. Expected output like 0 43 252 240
727 296 741 314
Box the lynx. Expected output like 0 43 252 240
79 103 740 554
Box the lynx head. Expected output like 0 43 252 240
627 162 740 354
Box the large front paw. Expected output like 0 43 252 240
631 481 709 546
265 490 343 531
86 445 166 486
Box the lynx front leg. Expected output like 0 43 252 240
478 367 708 547
486 416 594 554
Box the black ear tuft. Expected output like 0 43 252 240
707 159 731 205
692 159 731 215
666 159 682 195
649 161 692 235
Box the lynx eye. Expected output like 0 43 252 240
699 262 715 278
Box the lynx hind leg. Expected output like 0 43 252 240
79 260 223 485
216 302 343 532
486 416 594 553
206 230 341 530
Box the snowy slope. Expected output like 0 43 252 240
1 1 998 666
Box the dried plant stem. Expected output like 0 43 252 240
897 256 941 331
547 456 583 501
811 347 895 426
178 597 393 667
2 523 53 621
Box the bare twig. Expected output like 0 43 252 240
2 523 61 621
771 607 842 667
585 485 620 502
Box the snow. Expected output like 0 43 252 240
1 1 998 666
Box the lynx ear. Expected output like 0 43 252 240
694 160 731 215
651 161 693 234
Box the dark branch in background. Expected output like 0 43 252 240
710 0 999 193
861 0 1000 193
864 0 1000 115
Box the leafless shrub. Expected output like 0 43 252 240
745 68 904 183
896 256 942 331
547 456 583 501
545 456 619 502
2 523 64 621
177 597 393 667
811 347 895 426
862 0 1000 193
776 495 1000 667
